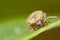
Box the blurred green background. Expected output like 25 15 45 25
0 0 60 19
0 0 60 40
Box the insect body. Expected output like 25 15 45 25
26 10 46 30
26 10 57 30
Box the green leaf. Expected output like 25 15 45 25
20 18 60 40
0 17 60 40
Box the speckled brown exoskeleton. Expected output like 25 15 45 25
26 10 57 30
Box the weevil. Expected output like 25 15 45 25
26 10 57 30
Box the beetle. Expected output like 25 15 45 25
26 10 57 30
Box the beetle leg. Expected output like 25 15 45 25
44 16 58 24
45 16 58 21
